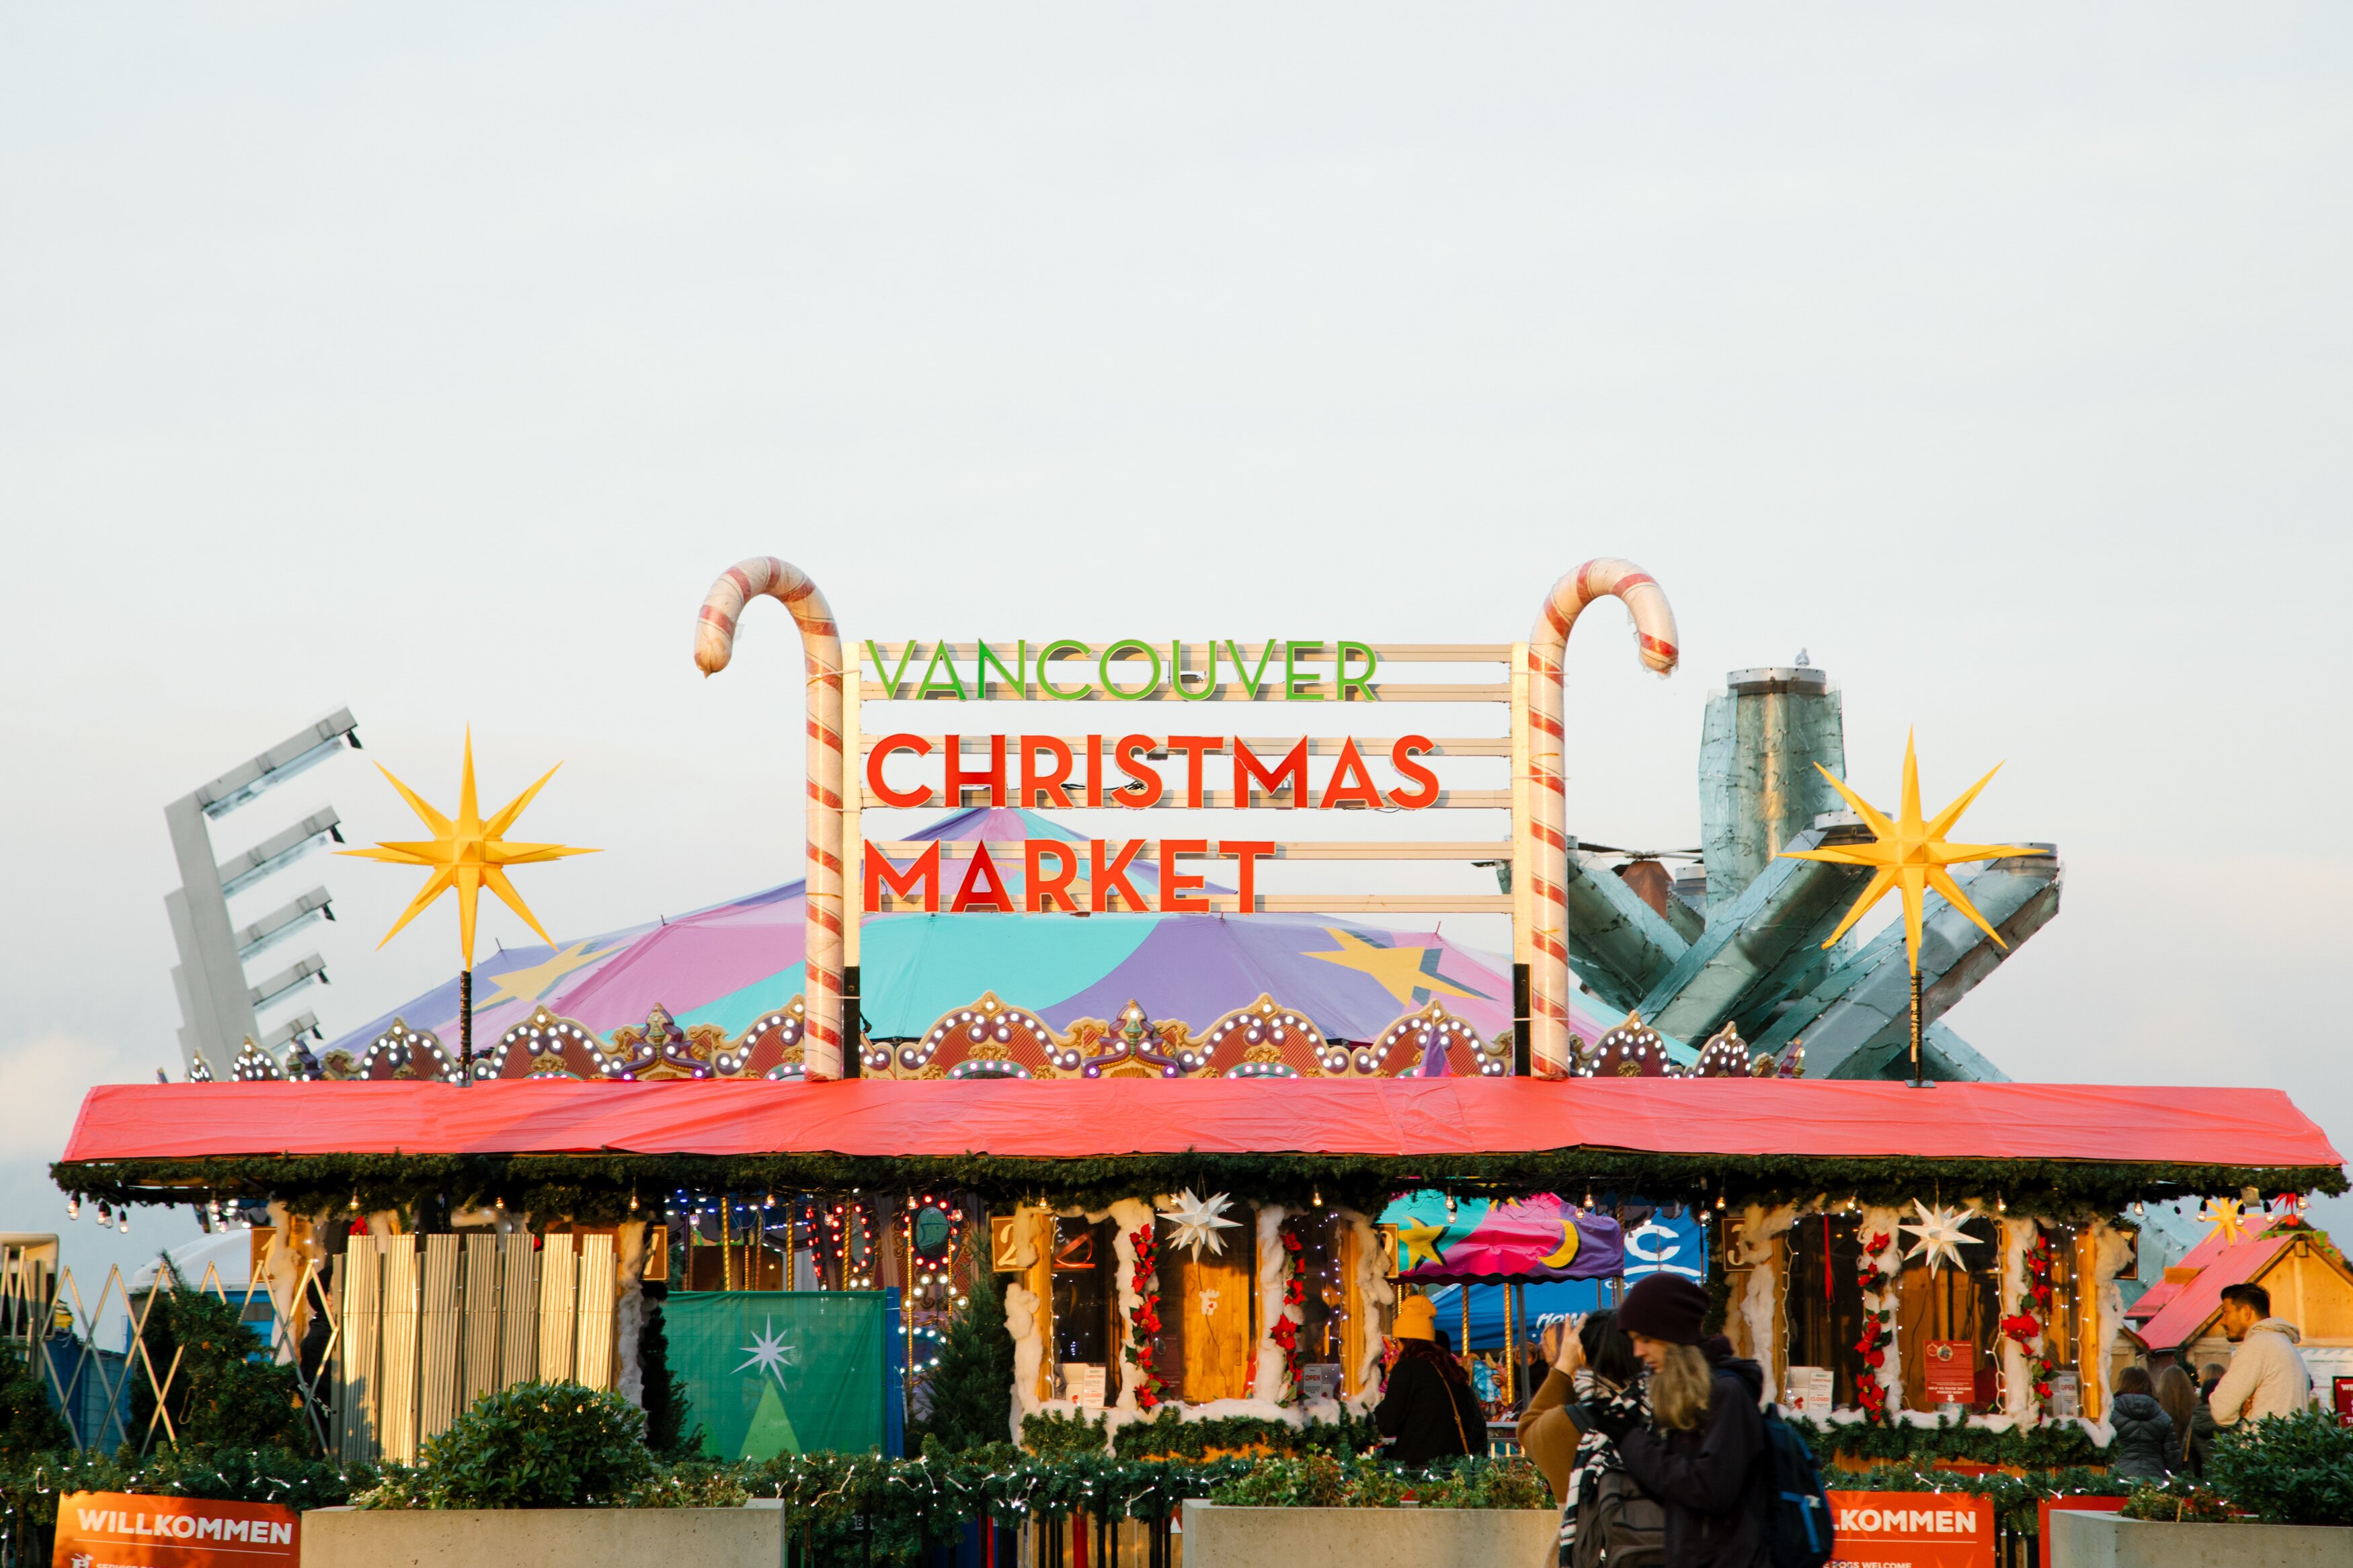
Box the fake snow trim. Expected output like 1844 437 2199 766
1999 1217 2035 1421
2089 1219 2134 1422
1732 1204 1796 1403
1007 1280 1045 1439
1343 1208 1393 1397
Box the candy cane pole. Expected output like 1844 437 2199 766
1527 559 1679 1077
694 557 846 1081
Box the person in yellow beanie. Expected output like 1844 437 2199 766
1375 1292 1487 1466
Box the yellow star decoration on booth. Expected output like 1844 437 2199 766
1307 928 1481 1006
479 940 617 1008
340 731 598 968
2198 1196 2252 1249
1780 731 2047 974
1398 1218 1449 1271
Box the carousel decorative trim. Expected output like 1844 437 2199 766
268 995 1812 1086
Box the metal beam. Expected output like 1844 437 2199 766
216 809 342 899
1557 841 1691 1018
233 887 334 962
192 709 360 818
1763 850 2062 1079
1632 821 1878 1040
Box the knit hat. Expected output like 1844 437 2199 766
1392 1293 1439 1342
1618 1274 1710 1346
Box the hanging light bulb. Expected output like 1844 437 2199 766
1583 1189 1595 1212
118 1207 130 1234
66 1195 78 1221
348 1194 360 1212
1443 1192 1457 1218
1996 1193 2007 1214
2132 1200 2145 1216
495 1196 506 1212
629 1191 640 1213
1715 1191 1726 1212
1311 1186 1323 1208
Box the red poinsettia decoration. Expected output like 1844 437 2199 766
1273 1219 1307 1400
1851 1231 1897 1423
2007 1231 2061 1421
1126 1221 1169 1409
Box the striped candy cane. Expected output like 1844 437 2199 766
694 558 846 1081
1527 559 1680 1078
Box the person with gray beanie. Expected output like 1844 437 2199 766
1570 1274 1771 1568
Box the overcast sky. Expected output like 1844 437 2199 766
5 5 2350 1288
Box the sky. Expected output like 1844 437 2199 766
3 5 2350 1294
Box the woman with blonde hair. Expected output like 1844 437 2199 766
1570 1276 1769 1568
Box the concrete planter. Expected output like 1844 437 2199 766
2050 1508 2353 1568
1179 1501 1556 1568
301 1504 785 1568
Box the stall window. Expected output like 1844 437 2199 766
1050 1216 1117 1392
1784 1214 1868 1408
1895 1214 2001 1411
1292 1210 1349 1397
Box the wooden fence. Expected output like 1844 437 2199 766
334 1231 620 1463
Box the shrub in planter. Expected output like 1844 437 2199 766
1210 1452 1404 1508
2207 1407 2353 1526
2117 1478 2235 1523
357 1380 655 1508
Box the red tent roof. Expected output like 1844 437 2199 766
2130 1233 2293 1350
59 1077 2344 1168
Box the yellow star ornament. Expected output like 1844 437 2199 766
1398 1218 1449 1272
340 731 598 968
1780 731 2048 974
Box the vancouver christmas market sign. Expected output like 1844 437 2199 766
694 556 1683 1082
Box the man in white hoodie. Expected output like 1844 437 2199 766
2207 1282 2312 1426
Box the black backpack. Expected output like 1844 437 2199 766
1760 1404 1833 1568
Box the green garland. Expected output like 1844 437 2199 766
1793 1414 2106 1470
51 1148 2342 1219
1019 1407 1380 1460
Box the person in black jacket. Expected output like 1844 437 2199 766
2106 1364 2176 1480
1375 1293 1486 1466
1574 1275 1770 1568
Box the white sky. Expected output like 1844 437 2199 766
4 5 2350 1288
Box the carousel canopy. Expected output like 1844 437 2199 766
317 806 1601 1061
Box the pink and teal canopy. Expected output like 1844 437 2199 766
325 808 1608 1062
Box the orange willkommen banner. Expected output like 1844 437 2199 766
1827 1491 1992 1568
52 1493 298 1568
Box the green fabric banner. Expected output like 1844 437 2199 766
664 1291 893 1458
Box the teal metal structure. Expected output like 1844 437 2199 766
1566 661 2057 1081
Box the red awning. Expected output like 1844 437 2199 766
59 1077 2344 1169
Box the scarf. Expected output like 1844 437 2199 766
1558 1370 1646 1566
